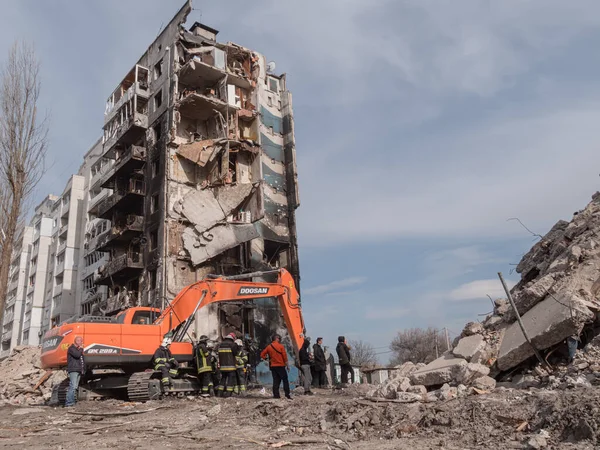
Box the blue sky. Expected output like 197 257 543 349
3 1 600 360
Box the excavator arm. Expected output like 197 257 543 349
155 268 305 354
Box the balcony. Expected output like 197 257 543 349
96 252 144 285
5 292 17 308
88 189 110 215
8 278 18 294
55 259 65 276
98 290 140 316
103 105 148 153
104 64 149 126
99 145 146 189
96 178 146 219
61 201 70 218
54 283 63 296
59 223 69 237
96 215 144 252
1 329 12 343
57 239 67 255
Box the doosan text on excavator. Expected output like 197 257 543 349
40 269 304 401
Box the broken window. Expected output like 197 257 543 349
149 269 157 290
267 96 273 107
150 230 158 250
150 194 159 214
153 123 162 141
151 160 158 178
153 59 163 80
269 77 278 92
154 90 163 110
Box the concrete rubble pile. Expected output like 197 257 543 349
0 346 65 405
372 193 600 399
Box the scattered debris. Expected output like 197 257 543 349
0 346 65 405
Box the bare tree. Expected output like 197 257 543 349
390 327 446 365
0 41 48 326
348 339 378 368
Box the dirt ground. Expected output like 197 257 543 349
1 385 599 450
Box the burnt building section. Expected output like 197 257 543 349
91 1 300 350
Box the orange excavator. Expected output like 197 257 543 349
41 269 304 401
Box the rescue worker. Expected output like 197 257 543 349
153 337 179 392
216 333 239 397
195 335 214 397
208 340 220 389
234 339 249 396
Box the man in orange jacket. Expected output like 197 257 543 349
260 334 292 399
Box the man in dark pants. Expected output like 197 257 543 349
298 336 313 395
260 334 292 399
65 336 86 407
153 337 179 392
336 336 353 386
217 333 239 397
195 335 214 397
313 337 327 388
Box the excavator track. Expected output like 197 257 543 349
127 372 160 402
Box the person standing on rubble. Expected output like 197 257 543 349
153 337 179 392
298 335 314 395
195 335 215 397
65 336 86 407
260 334 292 399
336 336 354 386
313 337 328 388
234 338 249 395
216 333 239 397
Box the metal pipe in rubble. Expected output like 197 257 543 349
498 272 551 371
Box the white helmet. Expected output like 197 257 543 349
162 337 172 347
235 339 243 347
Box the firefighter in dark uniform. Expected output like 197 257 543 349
234 338 248 396
153 337 179 391
208 340 220 389
216 333 238 397
195 335 214 397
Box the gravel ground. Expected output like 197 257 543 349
1 384 600 449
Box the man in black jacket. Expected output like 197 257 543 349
216 333 239 397
313 337 327 388
336 336 353 386
298 336 313 395
65 336 86 407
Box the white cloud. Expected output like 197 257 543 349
303 277 367 295
449 278 516 302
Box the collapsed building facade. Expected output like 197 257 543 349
86 2 300 346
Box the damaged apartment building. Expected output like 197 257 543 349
87 1 300 345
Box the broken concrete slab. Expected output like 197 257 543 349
410 354 468 387
175 184 255 233
176 139 218 167
406 385 427 395
391 362 418 379
497 294 595 371
396 377 411 393
506 274 556 320
471 376 496 391
182 223 259 266
452 335 486 362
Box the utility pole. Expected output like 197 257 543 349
444 327 450 351
434 333 439 358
